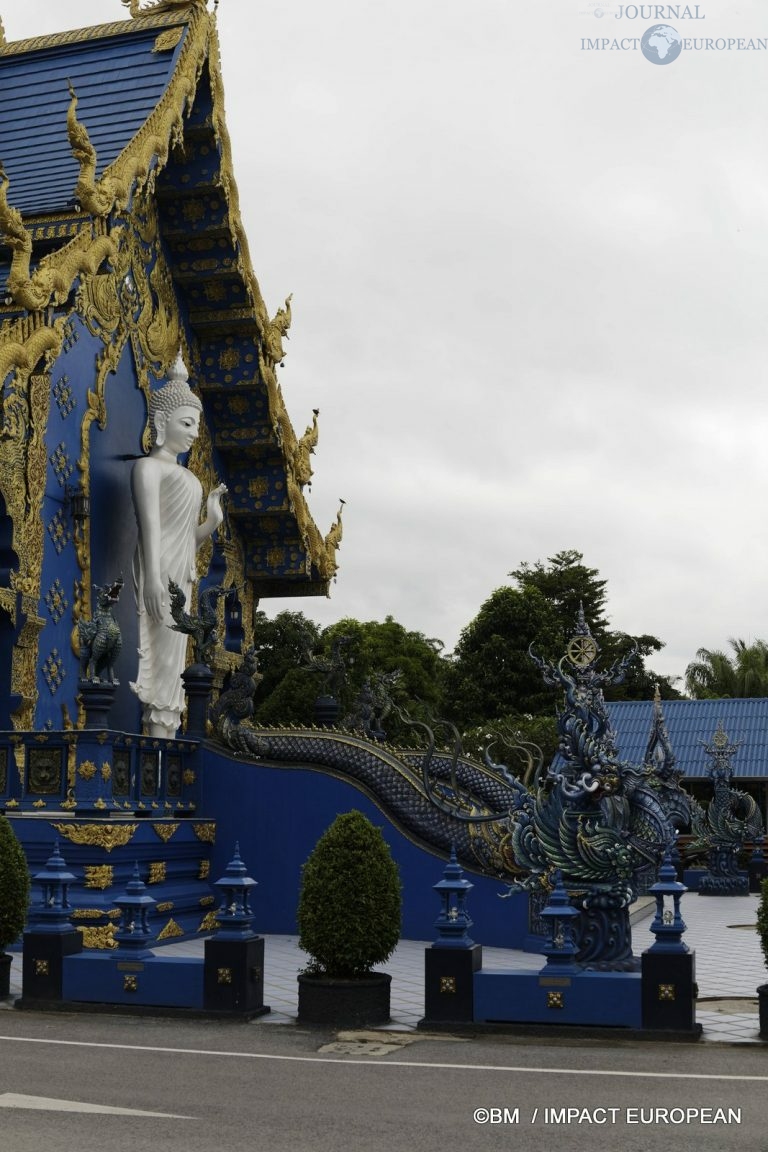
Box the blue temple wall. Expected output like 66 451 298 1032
87 342 148 734
201 748 531 950
37 315 103 729
35 319 148 733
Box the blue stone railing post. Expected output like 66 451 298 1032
78 679 117 730
182 663 215 738
422 847 483 1026
641 851 698 1034
540 872 581 974
113 863 157 959
203 843 269 1017
749 837 766 894
20 842 83 1003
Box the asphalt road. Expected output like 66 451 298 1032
0 1011 765 1152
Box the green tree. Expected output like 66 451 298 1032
320 616 447 740
251 610 320 699
602 631 679 702
446 551 679 735
510 549 609 646
250 613 448 737
249 610 320 724
444 584 563 726
685 638 768 699
511 550 678 702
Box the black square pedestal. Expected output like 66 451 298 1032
203 936 269 1017
21 929 83 1001
423 944 482 1024
641 949 697 1032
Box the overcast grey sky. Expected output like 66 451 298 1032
4 1 768 686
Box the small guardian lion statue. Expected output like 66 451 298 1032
78 577 124 683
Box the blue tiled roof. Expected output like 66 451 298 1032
606 698 768 778
0 22 187 215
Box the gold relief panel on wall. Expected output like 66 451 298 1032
156 918 183 941
77 924 118 950
84 865 113 890
50 823 138 852
192 823 216 843
147 862 166 884
152 822 179 843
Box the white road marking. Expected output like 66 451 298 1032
0 1093 192 1118
0 1034 765 1082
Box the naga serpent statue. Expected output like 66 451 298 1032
210 609 685 967
688 721 764 895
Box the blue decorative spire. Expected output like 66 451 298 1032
539 871 581 973
432 845 474 949
212 842 258 940
647 850 688 953
113 863 155 955
29 841 77 933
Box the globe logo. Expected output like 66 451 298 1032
641 24 682 65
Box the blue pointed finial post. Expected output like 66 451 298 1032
539 870 581 973
432 845 474 948
647 850 688 953
28 841 77 933
212 841 258 940
113 863 156 956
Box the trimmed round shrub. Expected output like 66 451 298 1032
0 816 30 951
298 810 401 978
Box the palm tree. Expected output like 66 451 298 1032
685 638 768 699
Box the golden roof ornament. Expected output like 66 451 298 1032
121 0 208 17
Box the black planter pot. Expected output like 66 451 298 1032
0 952 12 999
297 972 391 1028
758 983 768 1040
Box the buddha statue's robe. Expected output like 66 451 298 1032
130 458 202 735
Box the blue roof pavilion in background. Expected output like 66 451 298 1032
607 698 768 780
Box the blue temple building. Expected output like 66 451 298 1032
0 2 351 950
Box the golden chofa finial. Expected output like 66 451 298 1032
122 1 209 17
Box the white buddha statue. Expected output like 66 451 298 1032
130 354 227 738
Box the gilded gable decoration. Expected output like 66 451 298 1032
153 28 185 53
0 165 117 312
67 82 126 218
122 0 207 17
